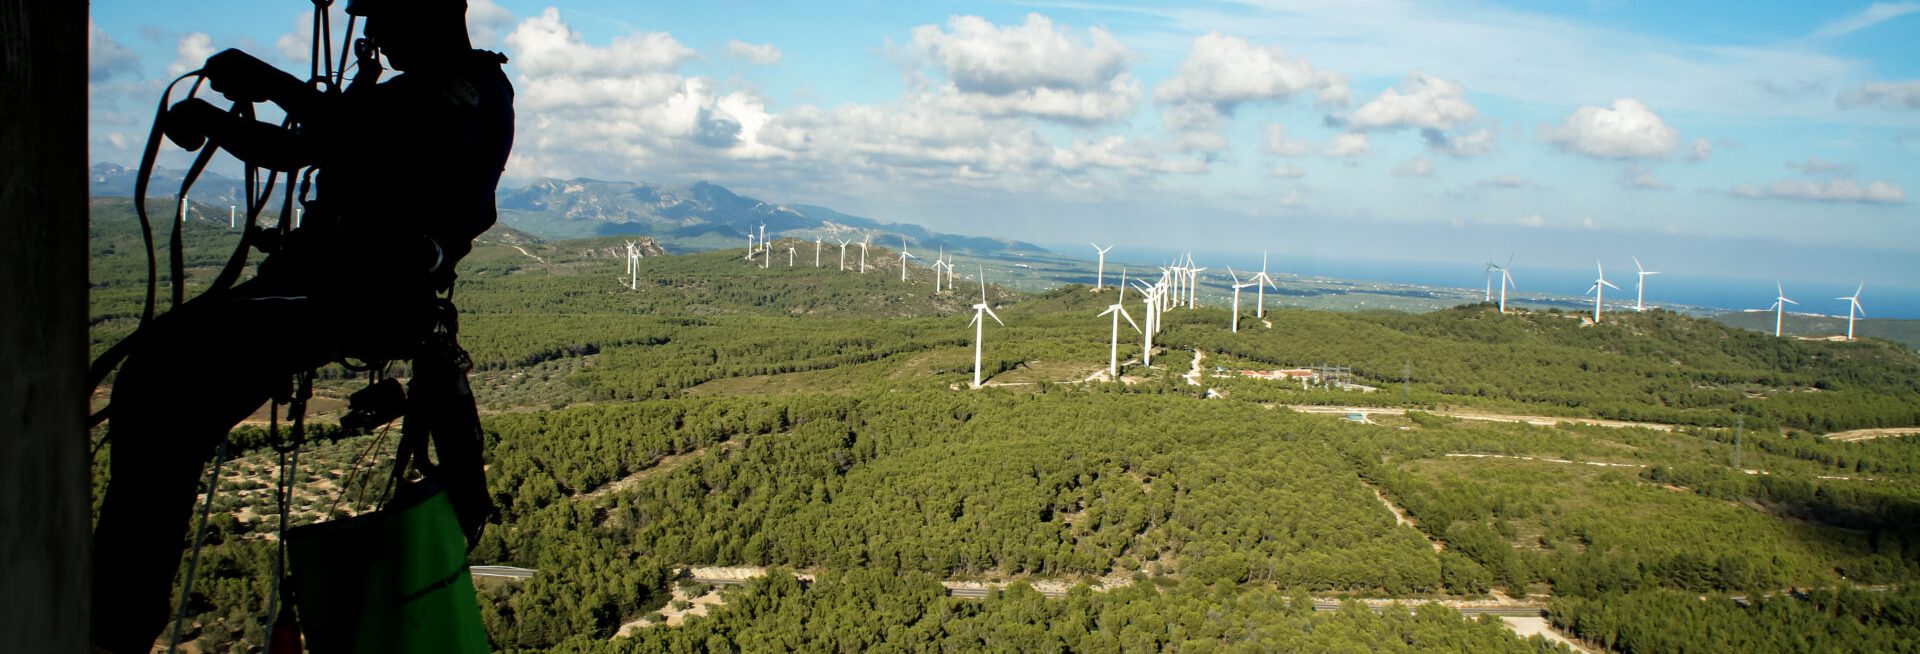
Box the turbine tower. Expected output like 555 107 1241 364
1838 283 1866 341
1091 243 1113 290
1483 257 1497 302
1587 260 1620 323
745 233 756 261
787 245 796 267
625 240 640 290
814 237 823 267
858 235 871 273
1186 260 1206 310
1769 282 1797 337
1632 256 1660 311
1134 278 1160 366
1227 267 1255 333
1493 255 1516 314
1099 274 1141 380
1250 251 1280 318
932 247 948 293
836 238 851 271
899 235 916 281
967 266 1004 388
758 223 766 251
763 237 772 269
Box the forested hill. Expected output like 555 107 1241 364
87 201 1920 652
1712 310 1920 350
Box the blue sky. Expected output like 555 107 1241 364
90 1 1920 314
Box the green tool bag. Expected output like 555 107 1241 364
286 483 491 654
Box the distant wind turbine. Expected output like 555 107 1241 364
763 237 772 269
1632 256 1660 311
1587 260 1620 323
932 247 948 293
1227 267 1255 333
1091 243 1113 291
1838 283 1866 341
1769 282 1797 337
787 245 796 267
1134 279 1159 366
898 235 917 281
1186 259 1206 310
836 238 851 271
1250 251 1280 318
1493 255 1516 314
745 233 756 261
858 235 871 273
814 237 823 267
967 266 1004 388
1099 272 1141 380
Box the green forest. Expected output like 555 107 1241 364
86 200 1920 652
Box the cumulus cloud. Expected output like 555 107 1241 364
1154 33 1349 111
1539 99 1680 159
1323 132 1370 158
1838 81 1920 110
1424 126 1497 157
89 21 139 81
1270 164 1308 178
466 0 517 49
1683 137 1712 162
1788 156 1855 175
725 39 783 65
1347 71 1477 131
909 14 1139 123
1731 178 1906 204
1392 156 1434 177
168 32 214 77
510 8 695 77
1262 123 1313 157
1619 165 1669 190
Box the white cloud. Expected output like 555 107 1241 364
1731 178 1906 204
1347 71 1477 131
466 0 517 49
1517 214 1548 228
89 20 139 81
1619 165 1669 190
1425 126 1497 157
1810 2 1920 39
1154 32 1349 110
725 39 783 65
1323 132 1369 158
1477 175 1533 189
1539 98 1680 159
1270 164 1308 178
1838 81 1920 110
1391 156 1433 177
908 14 1139 123
1683 137 1712 162
168 32 214 77
1261 123 1313 157
1788 156 1855 175
509 8 695 77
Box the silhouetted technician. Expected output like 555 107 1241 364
91 0 512 650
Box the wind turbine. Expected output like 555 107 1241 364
1483 256 1496 302
745 233 756 261
1134 279 1159 366
858 235 871 273
624 240 640 290
787 245 796 267
1586 260 1620 323
763 237 772 269
967 265 1004 389
1091 243 1113 291
1838 283 1866 341
814 237 823 267
1182 256 1198 308
931 247 948 293
1493 255 1516 314
1099 273 1141 380
1250 251 1280 318
1227 267 1255 333
1769 282 1797 337
899 235 916 281
836 238 851 271
758 223 766 251
1632 256 1660 311
229 205 236 229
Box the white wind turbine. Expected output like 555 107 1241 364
787 245 796 267
1838 283 1866 341
745 233 756 261
625 240 640 290
1483 256 1497 302
1134 279 1159 366
1769 282 1797 337
1250 251 1280 318
1091 243 1113 291
1632 256 1660 311
836 238 851 271
1098 272 1141 380
1586 260 1620 323
1492 255 1517 314
931 247 948 293
1182 255 1198 308
898 235 916 281
814 237 823 267
758 223 766 251
858 235 872 273
1227 267 1255 333
763 237 772 269
967 266 1004 388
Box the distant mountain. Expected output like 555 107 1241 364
90 162 249 207
494 176 1047 255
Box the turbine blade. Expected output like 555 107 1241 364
1602 280 1620 290
984 306 1005 326
1121 308 1139 333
